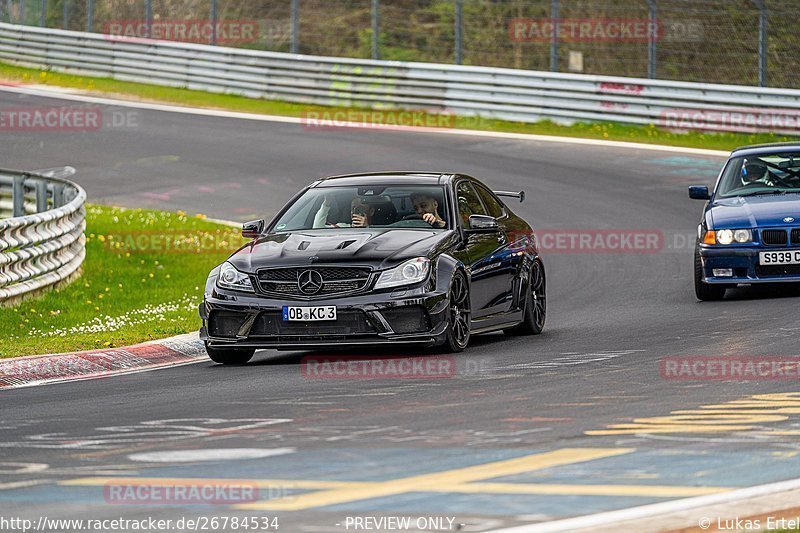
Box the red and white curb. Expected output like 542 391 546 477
0 333 207 389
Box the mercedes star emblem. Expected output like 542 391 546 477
298 270 324 295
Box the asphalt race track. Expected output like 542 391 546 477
4 89 800 532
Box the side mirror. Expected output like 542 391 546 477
242 219 264 239
494 190 525 203
688 186 711 200
467 214 498 232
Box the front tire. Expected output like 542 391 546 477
505 260 546 335
205 343 255 365
441 270 471 353
694 247 726 301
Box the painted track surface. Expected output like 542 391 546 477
3 90 800 531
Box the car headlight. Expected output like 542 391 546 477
217 262 254 292
717 229 734 245
710 229 752 245
374 257 430 289
703 229 753 244
733 229 752 243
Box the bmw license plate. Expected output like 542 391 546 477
759 250 800 265
282 305 337 321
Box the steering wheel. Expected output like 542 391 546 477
766 172 794 188
402 213 423 221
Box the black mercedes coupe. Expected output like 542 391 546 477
199 172 545 364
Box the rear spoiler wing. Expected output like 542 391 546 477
494 190 525 203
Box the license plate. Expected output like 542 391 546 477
759 250 800 265
282 305 337 321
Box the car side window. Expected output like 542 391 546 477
474 184 505 219
456 181 487 225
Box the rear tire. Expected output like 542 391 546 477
205 343 255 365
441 270 471 353
505 260 546 335
694 246 726 301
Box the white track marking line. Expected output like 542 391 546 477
491 475 800 532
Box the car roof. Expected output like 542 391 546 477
731 142 800 157
312 171 455 188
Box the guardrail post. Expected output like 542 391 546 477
454 0 462 65
39 0 45 26
753 0 767 87
86 0 93 32
290 0 298 54
647 0 657 79
19 0 24 24
12 175 26 217
210 0 217 45
34 179 47 213
61 0 66 28
371 0 380 60
550 0 559 72
52 183 65 208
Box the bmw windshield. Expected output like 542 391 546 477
270 185 450 231
717 152 800 198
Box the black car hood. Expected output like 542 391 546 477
228 229 454 272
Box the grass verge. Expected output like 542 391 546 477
1 61 798 152
0 204 244 358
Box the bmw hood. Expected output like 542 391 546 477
227 229 454 272
709 195 800 229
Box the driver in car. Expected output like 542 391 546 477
741 160 776 187
410 192 446 228
313 196 375 228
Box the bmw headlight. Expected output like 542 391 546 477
716 229 734 245
733 229 752 243
374 257 430 289
217 262 254 292
713 229 752 245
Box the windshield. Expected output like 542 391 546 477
717 152 800 198
270 184 450 232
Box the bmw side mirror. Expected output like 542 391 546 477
467 214 498 232
242 219 264 239
688 185 711 200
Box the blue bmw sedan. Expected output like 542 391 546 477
690 143 800 300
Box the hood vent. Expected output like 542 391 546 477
298 241 311 250
336 240 357 249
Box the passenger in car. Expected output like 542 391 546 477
313 195 375 228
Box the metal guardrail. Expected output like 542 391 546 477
2 22 800 135
0 166 86 303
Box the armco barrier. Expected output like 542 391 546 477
2 22 800 134
0 166 86 303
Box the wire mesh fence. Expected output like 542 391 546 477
1 0 796 88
